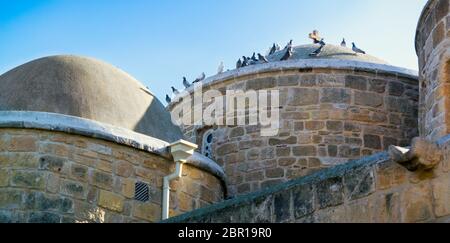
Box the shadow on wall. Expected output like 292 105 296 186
134 95 184 143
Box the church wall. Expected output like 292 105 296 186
0 128 223 223
165 139 450 223
172 67 418 196
416 0 450 141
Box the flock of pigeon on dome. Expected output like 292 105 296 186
166 30 367 104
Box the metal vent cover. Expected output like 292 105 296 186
135 182 150 202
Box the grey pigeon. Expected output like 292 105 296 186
309 44 325 57
183 77 191 89
193 72 206 83
281 46 293 61
251 53 258 62
269 44 277 56
284 40 293 50
276 43 281 51
241 56 249 67
258 53 269 63
166 95 172 103
171 86 179 95
352 43 366 54
341 38 347 47
217 62 224 74
236 58 242 69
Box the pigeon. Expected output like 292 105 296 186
284 40 293 49
258 53 269 63
309 30 322 44
281 46 293 61
352 43 366 54
236 58 242 69
269 44 277 56
309 44 325 57
241 56 249 67
165 95 172 103
217 62 224 74
251 53 258 62
171 86 179 95
193 72 206 83
183 77 191 89
276 43 281 51
341 38 347 47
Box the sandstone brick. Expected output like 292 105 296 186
278 158 296 167
9 136 37 152
216 143 238 156
355 91 383 108
98 190 124 213
321 88 351 104
39 155 66 173
269 137 297 146
245 171 264 182
294 122 304 131
121 178 135 199
388 82 405 96
115 161 134 177
293 146 317 156
305 121 325 131
5 153 39 169
328 145 338 157
364 134 381 149
326 121 343 132
432 177 450 217
246 77 276 90
287 88 319 106
373 192 401 223
401 183 433 223
11 171 45 189
345 75 367 91
278 75 299 86
276 147 291 157
343 166 375 200
265 168 285 178
282 112 310 120
0 170 8 187
70 164 89 182
369 79 387 93
230 127 245 138
61 180 87 199
92 171 113 190
47 173 60 193
28 212 61 223
433 21 445 48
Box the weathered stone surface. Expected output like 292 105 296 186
0 170 8 187
274 190 291 222
246 77 276 90
345 76 367 91
287 88 319 106
343 166 375 200
28 212 61 223
369 79 387 93
326 121 343 132
70 164 88 182
401 183 433 223
269 137 297 146
364 135 381 149
292 184 314 219
11 171 45 189
305 121 325 131
39 155 66 173
293 146 317 156
216 143 238 156
61 180 87 199
388 82 405 96
92 171 113 190
355 91 383 108
98 190 124 213
0 190 22 209
265 168 285 178
320 88 351 103
317 177 344 209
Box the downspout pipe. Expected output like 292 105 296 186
162 140 198 220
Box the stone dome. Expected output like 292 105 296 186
0 55 183 143
268 44 388 64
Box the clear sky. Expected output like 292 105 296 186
0 0 428 102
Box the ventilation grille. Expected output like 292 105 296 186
135 182 150 202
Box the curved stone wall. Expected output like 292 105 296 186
169 63 419 196
416 0 450 141
0 128 224 223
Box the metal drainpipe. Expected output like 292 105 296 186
162 140 198 220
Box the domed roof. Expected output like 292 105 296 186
0 55 183 143
268 44 388 64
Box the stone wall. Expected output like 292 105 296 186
165 136 450 223
171 67 418 196
0 128 224 223
416 0 450 141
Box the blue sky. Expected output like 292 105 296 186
0 0 428 102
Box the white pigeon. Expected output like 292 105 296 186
217 62 224 74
